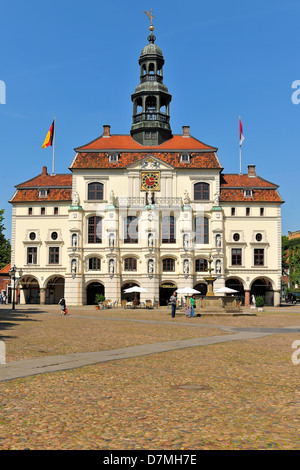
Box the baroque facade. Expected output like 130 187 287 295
9 25 284 307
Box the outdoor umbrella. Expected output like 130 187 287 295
123 286 147 304
176 287 201 294
214 287 238 294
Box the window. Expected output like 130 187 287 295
28 207 33 215
124 216 138 243
246 207 250 216
231 207 236 216
88 216 102 243
232 248 242 266
162 258 175 272
51 231 58 240
260 207 264 216
49 247 59 264
54 207 58 215
88 257 101 271
194 182 209 200
195 258 208 272
254 249 264 266
41 207 45 215
233 233 240 241
124 258 137 271
244 189 253 197
195 216 209 244
256 233 262 242
162 215 176 243
180 154 190 163
109 154 119 163
88 182 104 201
145 131 156 140
27 247 37 264
39 189 48 198
29 232 36 241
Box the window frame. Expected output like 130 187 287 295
124 216 138 244
194 182 210 201
231 248 242 266
162 215 176 243
195 258 208 272
254 248 264 266
88 216 102 244
88 257 101 271
194 216 209 244
27 247 37 265
162 258 175 272
87 182 104 201
124 257 137 272
49 246 60 265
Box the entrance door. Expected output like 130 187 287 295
159 283 177 306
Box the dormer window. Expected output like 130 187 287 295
244 189 253 197
109 154 119 163
39 189 48 198
180 154 190 163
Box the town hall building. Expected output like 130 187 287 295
9 22 284 307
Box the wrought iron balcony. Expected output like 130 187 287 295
140 74 163 83
133 112 170 124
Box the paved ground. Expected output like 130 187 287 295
0 303 300 450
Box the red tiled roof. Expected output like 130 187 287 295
220 188 282 203
75 134 217 152
0 263 11 274
16 167 72 189
10 188 72 203
220 174 277 188
71 151 221 169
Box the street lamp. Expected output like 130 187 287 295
8 265 23 310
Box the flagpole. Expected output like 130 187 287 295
52 116 56 175
239 143 242 174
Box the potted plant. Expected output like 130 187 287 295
255 296 264 312
95 293 105 309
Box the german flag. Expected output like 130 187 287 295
42 119 55 148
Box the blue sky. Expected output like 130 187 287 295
1 0 300 237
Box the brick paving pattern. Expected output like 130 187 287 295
0 304 300 450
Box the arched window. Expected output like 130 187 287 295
124 258 137 271
124 216 138 244
195 216 209 244
162 258 175 272
194 182 210 200
88 216 102 243
88 182 103 200
195 258 208 272
162 215 176 243
88 257 101 271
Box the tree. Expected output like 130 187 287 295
0 209 11 270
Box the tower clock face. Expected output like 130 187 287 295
141 172 160 191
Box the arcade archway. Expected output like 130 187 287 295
19 276 40 304
86 282 105 305
225 278 245 304
194 283 207 296
250 278 274 306
121 282 140 302
45 276 65 304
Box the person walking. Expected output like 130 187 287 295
189 295 196 317
170 292 177 318
58 297 67 315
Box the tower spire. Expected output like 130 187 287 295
130 14 172 146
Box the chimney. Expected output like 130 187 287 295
103 125 111 137
182 126 190 137
42 166 48 176
248 164 256 177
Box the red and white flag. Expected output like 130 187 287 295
239 116 245 146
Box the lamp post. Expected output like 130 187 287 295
8 265 23 310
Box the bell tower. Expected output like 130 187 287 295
130 11 172 146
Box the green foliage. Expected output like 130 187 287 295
255 296 264 307
0 209 11 270
95 293 105 304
